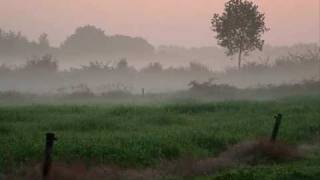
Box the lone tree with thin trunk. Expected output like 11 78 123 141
211 0 268 69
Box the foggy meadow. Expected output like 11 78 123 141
0 26 319 101
1 0 320 179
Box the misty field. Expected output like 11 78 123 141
1 96 320 179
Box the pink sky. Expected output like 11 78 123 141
0 0 319 47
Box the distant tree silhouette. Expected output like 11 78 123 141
0 29 30 54
0 28 54 57
60 25 108 54
108 35 154 55
211 0 268 69
116 58 129 70
60 25 154 56
38 33 50 49
24 54 58 73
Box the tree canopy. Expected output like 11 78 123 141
211 0 268 69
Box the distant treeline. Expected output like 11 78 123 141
0 25 318 70
0 25 153 58
0 48 318 94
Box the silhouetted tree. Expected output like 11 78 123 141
0 29 30 54
108 35 154 55
24 54 58 73
116 58 129 70
211 0 268 69
60 25 154 56
38 33 50 48
60 25 108 54
0 28 54 57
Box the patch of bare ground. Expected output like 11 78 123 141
4 140 304 180
183 139 302 177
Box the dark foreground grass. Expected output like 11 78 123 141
0 96 320 179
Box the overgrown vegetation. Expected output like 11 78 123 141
1 96 320 179
0 47 319 94
0 77 319 105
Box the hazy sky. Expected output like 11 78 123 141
0 0 319 47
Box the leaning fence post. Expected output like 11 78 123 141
270 113 282 142
42 133 57 179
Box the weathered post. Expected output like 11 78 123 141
270 113 282 142
142 88 145 97
42 133 57 179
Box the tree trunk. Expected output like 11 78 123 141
238 48 242 70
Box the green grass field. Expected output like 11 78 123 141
1 96 320 179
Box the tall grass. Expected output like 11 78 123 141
1 96 320 173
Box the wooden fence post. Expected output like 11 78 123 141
42 133 57 179
270 114 282 142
